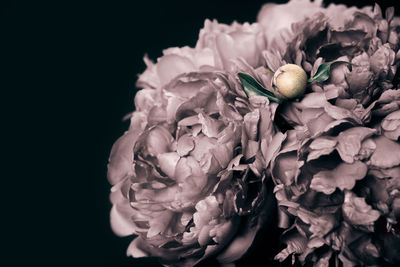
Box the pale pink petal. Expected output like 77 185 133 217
156 54 196 86
110 204 136 237
126 237 148 258
368 136 400 168
310 161 368 195
157 152 180 178
177 134 195 156
336 127 376 163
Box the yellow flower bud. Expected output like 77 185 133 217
271 64 307 99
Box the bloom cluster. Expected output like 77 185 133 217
108 0 400 266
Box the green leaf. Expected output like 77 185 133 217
238 72 282 104
308 61 351 83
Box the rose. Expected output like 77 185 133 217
196 19 266 70
108 54 279 265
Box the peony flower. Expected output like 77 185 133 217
196 19 266 70
259 0 397 106
108 52 279 265
258 2 400 265
271 89 400 265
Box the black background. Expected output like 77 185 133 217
3 0 399 266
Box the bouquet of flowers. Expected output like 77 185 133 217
107 0 400 266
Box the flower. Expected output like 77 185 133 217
108 53 279 265
260 2 400 265
259 0 398 106
196 19 266 70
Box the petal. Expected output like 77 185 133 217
342 191 380 226
177 134 195 156
146 126 174 156
156 54 196 86
157 152 180 178
272 149 298 185
126 237 148 258
110 204 136 237
175 156 204 183
147 210 175 238
368 136 400 168
382 110 400 140
190 134 217 162
243 109 260 141
307 137 337 161
262 132 286 167
108 129 141 185
336 127 376 163
310 161 368 195
198 113 224 138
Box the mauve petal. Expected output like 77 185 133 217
300 92 327 108
368 136 400 168
157 152 180 178
231 31 259 65
336 127 376 163
310 161 368 195
166 95 184 123
369 167 400 180
300 108 324 125
147 106 167 126
166 79 208 99
211 142 234 169
197 225 214 246
309 137 337 150
369 43 395 75
190 134 217 162
324 102 362 124
175 156 204 183
307 112 335 136
177 134 195 157
357 138 376 161
382 110 400 131
382 110 400 140
127 237 148 258
342 191 380 226
146 126 174 157
198 113 224 138
134 88 156 112
200 153 221 175
307 137 337 161
262 50 284 72
243 109 260 140
178 115 199 126
216 91 243 121
110 204 136 237
243 140 259 160
156 54 196 86
147 210 175 238
263 132 286 167
108 131 140 185
272 149 298 185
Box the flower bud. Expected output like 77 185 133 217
271 64 307 99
